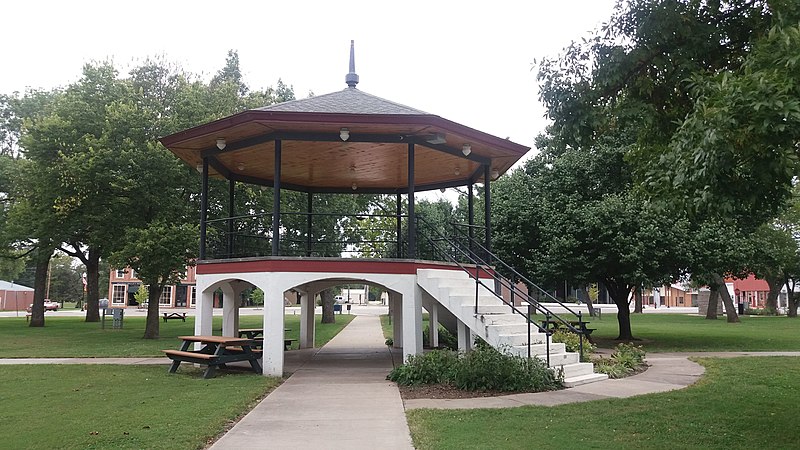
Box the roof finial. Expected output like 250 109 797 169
345 40 359 88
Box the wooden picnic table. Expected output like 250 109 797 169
162 335 262 378
237 329 295 350
540 319 596 337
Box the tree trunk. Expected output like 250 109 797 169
83 249 101 322
605 279 635 340
789 294 799 318
143 280 162 339
320 288 335 324
706 284 719 320
711 273 740 323
764 276 781 315
580 286 596 317
29 250 51 327
633 285 643 314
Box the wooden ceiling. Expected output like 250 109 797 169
162 111 530 193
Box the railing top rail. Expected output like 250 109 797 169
447 220 583 318
415 216 586 336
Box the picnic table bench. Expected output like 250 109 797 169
162 312 187 322
540 319 596 337
237 328 296 350
163 335 261 378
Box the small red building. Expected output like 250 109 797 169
726 274 771 309
0 280 34 311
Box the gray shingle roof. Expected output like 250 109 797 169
255 88 430 115
0 280 33 291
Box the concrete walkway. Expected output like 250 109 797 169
210 315 414 450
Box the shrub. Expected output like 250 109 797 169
387 347 562 393
551 329 595 361
452 346 562 392
387 350 459 386
593 342 646 379
422 325 458 350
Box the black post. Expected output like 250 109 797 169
395 193 402 258
306 192 313 257
199 157 209 259
468 182 474 257
272 140 282 256
407 143 416 259
228 178 235 257
483 165 492 260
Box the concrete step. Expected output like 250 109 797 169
497 332 547 346
506 343 569 358
563 372 609 387
557 362 596 379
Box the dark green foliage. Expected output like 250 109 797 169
452 346 561 392
387 350 459 386
422 324 457 350
593 342 646 379
388 347 562 393
551 329 596 361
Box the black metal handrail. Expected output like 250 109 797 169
416 216 589 363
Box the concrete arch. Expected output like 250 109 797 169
195 268 423 377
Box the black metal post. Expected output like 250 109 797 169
468 182 474 257
272 139 282 256
199 157 209 259
545 312 551 367
578 311 584 360
475 266 480 315
407 143 416 259
396 193 402 258
527 301 531 360
306 192 313 257
483 165 492 262
228 178 235 257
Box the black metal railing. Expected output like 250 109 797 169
415 216 590 364
204 212 409 260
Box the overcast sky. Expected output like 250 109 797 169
3 1 616 158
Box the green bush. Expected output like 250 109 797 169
551 329 596 361
388 347 562 393
594 342 646 379
387 350 459 386
453 346 561 392
422 325 458 350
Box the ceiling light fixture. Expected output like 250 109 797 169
340 128 350 141
425 133 447 145
237 162 245 171
440 188 446 193
196 163 203 173
491 168 500 180
216 138 226 150
454 167 461 176
462 144 471 156
351 182 358 190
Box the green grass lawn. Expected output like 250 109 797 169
588 313 800 352
408 356 800 449
0 364 279 449
0 314 354 358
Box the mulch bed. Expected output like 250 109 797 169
396 361 650 399
399 384 532 399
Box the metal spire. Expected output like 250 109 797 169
345 40 359 88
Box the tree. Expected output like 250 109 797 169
493 141 690 340
110 222 197 339
526 0 786 334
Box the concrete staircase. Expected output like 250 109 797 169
417 268 607 387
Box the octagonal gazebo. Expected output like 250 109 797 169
160 42 564 378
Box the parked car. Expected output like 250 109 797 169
26 300 60 312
